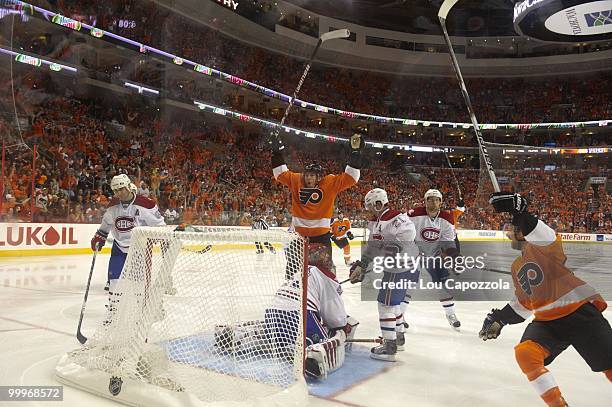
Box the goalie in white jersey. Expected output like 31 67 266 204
407 189 461 329
265 243 358 379
349 188 419 361
90 174 166 322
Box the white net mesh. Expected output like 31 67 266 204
56 227 307 406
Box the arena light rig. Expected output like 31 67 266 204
14 1 610 130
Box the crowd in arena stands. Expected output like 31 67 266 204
1 91 609 233
19 0 612 125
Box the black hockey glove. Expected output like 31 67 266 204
347 231 354 240
347 133 365 169
350 133 365 151
270 135 286 168
479 305 525 341
489 192 527 215
479 309 506 340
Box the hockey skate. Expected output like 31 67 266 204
396 332 405 351
370 339 397 362
446 313 461 330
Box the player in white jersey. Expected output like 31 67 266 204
407 189 461 329
264 243 358 379
349 188 419 361
90 174 165 323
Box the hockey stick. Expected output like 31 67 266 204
438 0 500 193
271 29 350 139
444 149 463 200
346 338 383 344
76 251 97 344
482 267 511 275
181 245 212 254
340 268 372 285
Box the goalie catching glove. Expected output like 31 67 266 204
349 260 367 284
479 304 526 341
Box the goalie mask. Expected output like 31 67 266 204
364 188 388 212
307 243 333 272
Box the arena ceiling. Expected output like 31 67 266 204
284 0 519 37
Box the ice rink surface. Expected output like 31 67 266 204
1 242 611 407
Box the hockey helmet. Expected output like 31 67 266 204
364 188 388 211
304 163 324 174
110 174 132 192
424 189 443 201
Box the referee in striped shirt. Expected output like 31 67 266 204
253 216 276 254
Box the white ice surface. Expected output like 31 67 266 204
1 245 610 407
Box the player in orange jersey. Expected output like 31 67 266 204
271 133 364 251
480 192 612 407
451 196 465 251
331 213 354 265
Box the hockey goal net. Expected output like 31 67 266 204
56 227 308 406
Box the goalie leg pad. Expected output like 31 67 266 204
305 330 346 380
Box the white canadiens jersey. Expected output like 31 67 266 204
99 195 165 253
273 265 347 330
408 207 457 257
363 208 419 273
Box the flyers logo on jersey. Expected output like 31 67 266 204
299 188 323 205
115 216 136 232
517 262 544 296
421 227 440 241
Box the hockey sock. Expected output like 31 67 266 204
440 297 455 316
395 312 405 334
378 303 397 340
400 294 411 323
515 340 566 406
343 246 350 263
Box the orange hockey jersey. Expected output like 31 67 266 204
331 218 351 239
452 205 465 226
273 165 359 237
508 221 607 322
